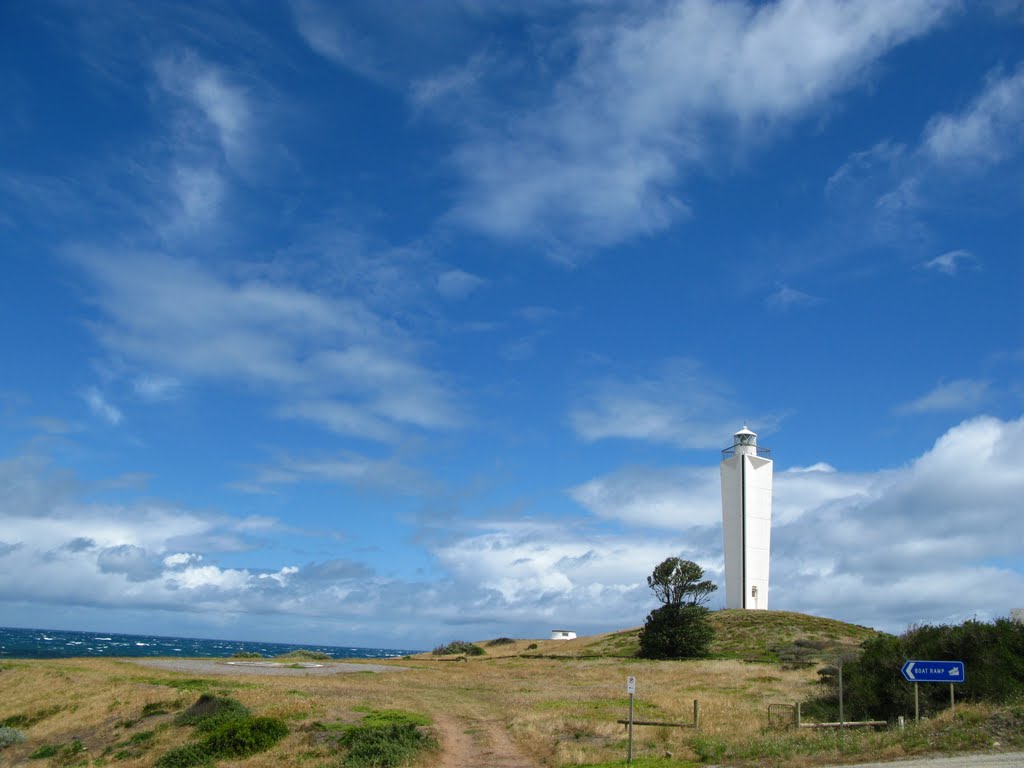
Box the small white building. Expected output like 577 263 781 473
550 629 576 640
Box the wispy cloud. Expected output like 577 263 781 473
827 63 1024 249
82 387 122 425
69 249 461 441
238 452 435 496
765 284 825 311
154 50 255 171
436 269 485 300
436 0 957 254
896 379 992 414
920 249 979 275
924 63 1024 169
570 358 769 449
289 0 388 83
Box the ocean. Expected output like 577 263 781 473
0 626 421 660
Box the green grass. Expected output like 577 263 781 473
156 716 289 767
351 707 432 727
2 704 69 728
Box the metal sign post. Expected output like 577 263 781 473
901 660 964 723
626 676 636 763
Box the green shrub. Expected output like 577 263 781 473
0 726 26 748
637 604 714 659
431 640 485 656
487 637 516 646
808 617 1024 722
230 651 263 659
339 723 436 767
174 694 250 732
29 744 59 759
274 649 331 661
154 741 212 768
527 643 538 650
156 716 288 767
201 716 288 758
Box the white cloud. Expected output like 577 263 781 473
82 387 122 425
2 417 1023 638
765 284 825 310
920 249 979 275
570 358 769 449
133 374 182 401
442 0 956 251
924 63 1024 169
289 0 387 83
436 269 485 300
570 466 722 529
69 249 460 441
154 51 254 170
897 378 992 414
828 63 1024 243
241 452 434 495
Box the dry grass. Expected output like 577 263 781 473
0 634 1018 767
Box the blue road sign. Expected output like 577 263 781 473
901 660 965 683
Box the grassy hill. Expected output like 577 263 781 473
428 610 883 664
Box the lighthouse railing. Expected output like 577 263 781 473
721 446 771 458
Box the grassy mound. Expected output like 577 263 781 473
583 610 881 663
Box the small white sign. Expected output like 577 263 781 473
627 676 636 695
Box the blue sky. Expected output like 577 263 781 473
1 0 1022 650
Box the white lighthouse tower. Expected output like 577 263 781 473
720 426 773 610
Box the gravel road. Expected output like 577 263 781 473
833 753 1024 768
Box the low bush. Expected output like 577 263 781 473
156 716 289 767
29 743 59 759
0 726 26 748
174 694 250 732
275 650 331 661
154 741 212 768
487 637 516 646
432 640 485 656
231 651 263 659
637 604 714 659
339 723 436 767
202 716 289 758
808 617 1024 722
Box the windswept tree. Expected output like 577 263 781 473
647 557 717 606
638 557 716 659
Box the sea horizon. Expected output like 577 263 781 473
0 625 423 660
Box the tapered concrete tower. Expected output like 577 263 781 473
720 426 773 609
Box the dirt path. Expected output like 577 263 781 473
433 711 538 768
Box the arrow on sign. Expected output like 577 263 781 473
901 660 965 683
